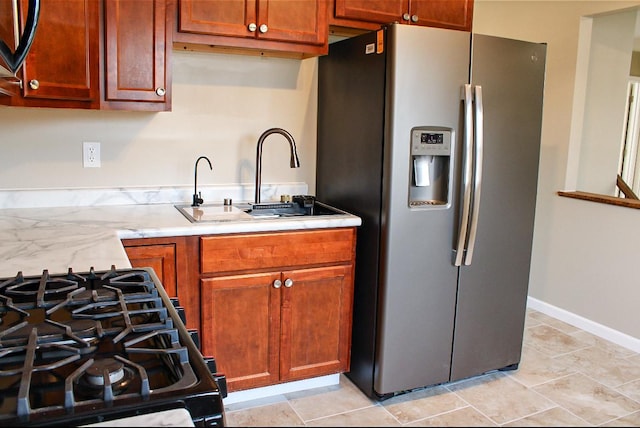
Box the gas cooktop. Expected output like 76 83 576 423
0 266 225 427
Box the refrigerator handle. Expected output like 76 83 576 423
464 85 484 265
454 84 474 266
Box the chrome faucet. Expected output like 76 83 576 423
254 128 300 204
192 156 213 207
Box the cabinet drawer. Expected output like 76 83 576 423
201 228 356 274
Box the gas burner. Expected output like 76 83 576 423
0 316 100 348
85 357 125 386
77 357 136 399
0 270 80 307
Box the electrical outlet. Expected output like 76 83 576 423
83 142 101 168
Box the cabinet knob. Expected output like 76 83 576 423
155 87 165 96
411 14 419 23
259 24 268 33
28 79 39 90
284 278 293 288
402 12 410 21
248 22 257 32
273 279 282 288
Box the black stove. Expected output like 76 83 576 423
0 266 226 427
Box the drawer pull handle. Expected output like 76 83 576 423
248 22 257 32
29 79 39 90
284 278 293 288
273 279 282 288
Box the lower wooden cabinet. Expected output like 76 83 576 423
201 264 354 391
122 235 199 329
122 227 357 393
199 228 356 392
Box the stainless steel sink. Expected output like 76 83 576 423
175 200 347 223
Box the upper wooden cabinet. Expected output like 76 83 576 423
103 0 172 110
330 0 473 33
0 0 172 111
1 0 101 109
174 0 328 58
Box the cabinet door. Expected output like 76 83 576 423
175 0 328 57
334 0 405 24
201 272 281 392
331 0 473 32
410 0 473 31
256 0 327 45
280 265 354 382
14 0 100 105
122 236 200 330
123 243 178 297
178 0 257 38
104 0 170 109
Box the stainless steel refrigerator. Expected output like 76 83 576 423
316 23 546 399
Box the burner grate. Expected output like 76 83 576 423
0 266 208 425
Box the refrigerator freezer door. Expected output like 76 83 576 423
374 24 470 396
450 35 546 381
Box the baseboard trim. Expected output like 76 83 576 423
222 374 340 405
527 297 640 353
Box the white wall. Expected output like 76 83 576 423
0 50 318 194
2 1 640 343
474 0 640 341
577 8 635 195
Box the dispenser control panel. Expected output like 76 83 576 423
411 128 451 157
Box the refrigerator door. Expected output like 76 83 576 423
374 24 470 396
450 35 546 381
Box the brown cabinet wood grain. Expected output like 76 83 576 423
1 0 172 110
330 0 473 32
122 235 199 329
174 0 328 58
103 0 172 111
2 0 101 108
200 228 356 392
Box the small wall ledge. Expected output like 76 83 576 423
557 190 640 209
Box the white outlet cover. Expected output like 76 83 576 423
83 142 101 168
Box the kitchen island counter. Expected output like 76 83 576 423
0 202 361 278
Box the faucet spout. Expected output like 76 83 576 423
192 156 213 207
255 128 300 204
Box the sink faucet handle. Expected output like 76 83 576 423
192 191 204 207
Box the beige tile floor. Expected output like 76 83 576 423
223 309 640 427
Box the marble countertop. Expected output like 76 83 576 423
0 202 361 278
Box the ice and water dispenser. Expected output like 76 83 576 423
409 126 453 208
